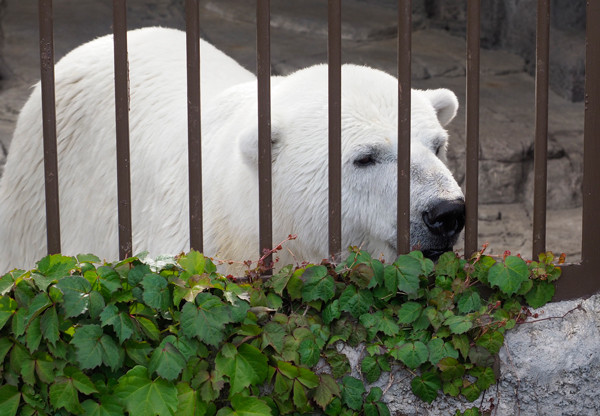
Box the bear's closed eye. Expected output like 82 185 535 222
353 154 378 167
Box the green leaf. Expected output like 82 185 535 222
35 254 77 287
181 294 232 346
349 262 375 289
461 382 482 402
293 381 309 412
365 386 383 403
175 382 209 416
148 341 187 381
324 350 351 378
338 286 373 318
451 334 470 359
341 376 365 411
0 337 13 363
63 366 98 394
116 366 178 416
385 255 421 295
183 251 216 275
361 355 381 383
410 371 441 404
437 357 465 381
100 304 135 344
301 266 335 302
261 322 285 353
397 301 423 324
50 376 84 414
0 384 20 416
265 265 293 296
475 331 504 355
394 341 429 369
0 295 17 330
141 273 171 310
444 315 473 334
56 275 92 318
457 290 482 314
443 378 462 397
40 306 59 346
230 394 272 416
488 255 528 296
135 316 160 341
34 353 56 384
435 252 461 278
470 366 496 391
313 374 341 410
428 338 459 365
298 337 320 367
25 316 42 353
81 397 125 416
215 343 268 396
297 366 320 388
71 324 122 370
322 299 341 325
524 280 555 309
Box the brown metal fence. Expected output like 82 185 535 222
35 0 600 301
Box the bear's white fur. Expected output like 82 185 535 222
0 27 464 273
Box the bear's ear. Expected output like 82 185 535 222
238 123 280 167
423 88 459 127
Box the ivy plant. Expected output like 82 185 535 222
0 246 562 415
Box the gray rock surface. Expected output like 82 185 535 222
340 294 600 415
0 0 585 261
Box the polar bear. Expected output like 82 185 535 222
0 27 465 274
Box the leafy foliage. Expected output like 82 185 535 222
0 247 562 415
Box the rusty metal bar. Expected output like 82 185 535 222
397 0 411 255
112 0 133 259
555 0 600 300
38 0 61 255
257 0 272 269
532 0 550 258
581 0 600 266
328 0 342 260
185 0 203 252
464 0 480 258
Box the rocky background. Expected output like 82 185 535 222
0 0 586 261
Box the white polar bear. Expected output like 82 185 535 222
0 27 465 274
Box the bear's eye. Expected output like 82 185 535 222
353 154 377 168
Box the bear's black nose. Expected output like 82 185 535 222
422 199 466 239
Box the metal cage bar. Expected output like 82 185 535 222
257 0 273 269
532 0 550 258
555 0 600 300
328 0 342 260
464 0 481 258
185 0 204 252
397 0 411 255
112 0 133 259
38 0 61 255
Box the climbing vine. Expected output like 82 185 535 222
0 245 562 415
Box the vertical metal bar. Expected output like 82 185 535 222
38 0 61 255
185 0 203 252
464 0 480 258
257 0 272 269
112 0 133 259
532 0 550 258
328 0 342 260
581 0 600 264
397 0 411 255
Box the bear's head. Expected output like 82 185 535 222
238 64 465 263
